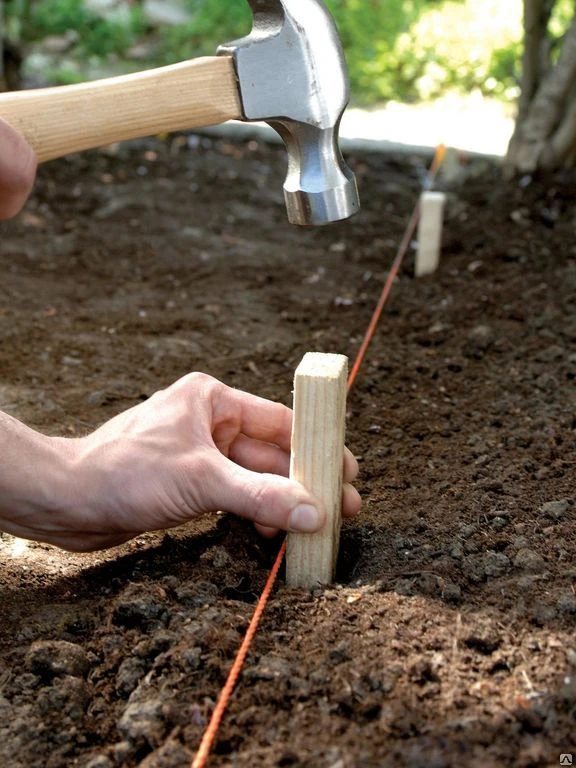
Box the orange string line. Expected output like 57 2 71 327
191 144 447 768
191 539 287 768
348 143 446 390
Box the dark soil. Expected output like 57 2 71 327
0 135 575 768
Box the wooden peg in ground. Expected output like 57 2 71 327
286 352 348 589
416 191 447 277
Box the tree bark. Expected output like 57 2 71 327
506 1 576 174
518 0 552 119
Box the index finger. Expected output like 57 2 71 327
221 387 293 452
221 385 358 472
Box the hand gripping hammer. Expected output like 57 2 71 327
0 0 360 226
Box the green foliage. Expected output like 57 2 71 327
2 0 532 103
487 40 523 95
25 0 91 38
155 0 462 102
157 0 251 64
15 0 145 57
547 0 575 64
44 65 86 84
326 0 432 102
549 0 575 38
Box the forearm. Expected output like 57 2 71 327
0 411 71 539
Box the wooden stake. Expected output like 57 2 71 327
286 352 348 589
415 191 446 277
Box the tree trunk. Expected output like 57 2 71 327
505 0 576 174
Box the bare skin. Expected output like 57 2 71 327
0 118 37 219
0 120 361 552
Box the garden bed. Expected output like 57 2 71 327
0 137 574 767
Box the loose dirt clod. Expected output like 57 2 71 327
26 640 91 680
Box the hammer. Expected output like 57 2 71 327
0 0 360 226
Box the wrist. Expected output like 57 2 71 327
0 413 77 540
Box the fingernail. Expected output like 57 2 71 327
289 504 321 532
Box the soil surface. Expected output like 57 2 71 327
0 136 575 768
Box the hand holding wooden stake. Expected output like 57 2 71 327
286 353 348 589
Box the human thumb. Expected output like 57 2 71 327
200 453 325 533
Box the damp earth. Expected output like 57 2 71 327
0 136 575 767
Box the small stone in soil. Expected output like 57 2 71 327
450 542 464 560
26 640 91 680
513 549 547 573
180 647 202 670
36 675 92 720
462 554 485 583
539 499 570 521
111 741 133 764
212 546 232 568
245 654 292 681
535 372 559 391
484 551 510 579
559 675 576 706
112 589 166 628
516 575 542 592
441 582 462 603
459 524 477 539
116 657 147 699
416 573 442 596
531 602 557 624
138 740 193 768
556 592 576 615
132 630 175 660
536 344 565 362
86 390 109 406
117 698 167 747
85 757 114 768
463 325 493 358
394 578 415 596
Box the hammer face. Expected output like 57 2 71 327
273 120 360 226
219 0 360 226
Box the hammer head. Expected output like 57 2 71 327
218 0 360 226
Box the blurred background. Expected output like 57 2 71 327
1 0 575 169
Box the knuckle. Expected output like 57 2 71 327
185 371 212 387
246 476 286 526
246 482 273 522
181 372 224 398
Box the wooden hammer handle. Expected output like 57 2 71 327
0 56 241 163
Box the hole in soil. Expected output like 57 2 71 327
464 635 501 655
214 735 243 755
61 613 97 639
221 572 257 604
336 525 375 584
278 753 299 767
